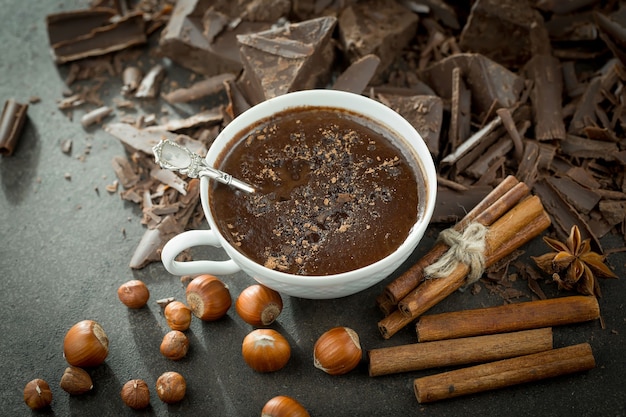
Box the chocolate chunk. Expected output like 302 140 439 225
547 176 601 214
46 9 146 64
338 1 418 82
0 99 28 156
377 94 443 157
237 16 337 104
526 54 566 141
432 185 492 223
420 53 525 120
459 0 544 67
448 66 471 150
332 54 380 94
533 178 602 251
162 73 236 103
535 0 600 15
159 0 269 75
595 8 626 66
135 64 165 99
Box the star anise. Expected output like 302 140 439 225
532 225 618 297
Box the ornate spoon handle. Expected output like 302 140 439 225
152 140 255 194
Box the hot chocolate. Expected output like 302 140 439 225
210 106 422 276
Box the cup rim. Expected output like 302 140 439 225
200 90 437 284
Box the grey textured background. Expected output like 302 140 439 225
1 1 625 416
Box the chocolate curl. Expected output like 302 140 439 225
0 99 29 156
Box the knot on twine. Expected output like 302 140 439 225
423 222 488 286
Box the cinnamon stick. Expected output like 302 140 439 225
416 296 600 342
369 328 553 377
378 198 550 339
381 175 523 305
399 195 548 317
413 343 595 403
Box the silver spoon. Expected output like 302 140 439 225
152 139 255 194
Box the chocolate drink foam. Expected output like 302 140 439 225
210 107 422 276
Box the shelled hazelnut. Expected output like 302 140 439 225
164 300 192 331
60 366 93 395
160 330 189 361
156 371 186 404
23 379 52 410
120 379 150 410
117 279 150 308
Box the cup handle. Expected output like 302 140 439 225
161 230 241 276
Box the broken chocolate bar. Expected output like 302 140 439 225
159 0 270 75
459 0 544 68
338 0 418 82
46 8 146 64
237 16 337 105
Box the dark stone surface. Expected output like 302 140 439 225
1 1 625 416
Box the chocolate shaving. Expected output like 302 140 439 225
162 73 236 103
0 99 28 156
46 9 146 64
332 54 381 95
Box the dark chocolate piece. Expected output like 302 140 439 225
533 178 602 252
526 54 566 141
560 134 620 160
459 0 544 68
420 53 525 120
431 185 493 224
121 67 142 96
162 73 235 103
516 140 539 188
332 54 380 95
135 64 165 99
237 16 337 104
223 77 251 119
159 0 269 75
46 9 146 64
448 66 471 151
0 99 28 156
338 0 418 82
595 10 626 66
377 94 443 157
81 106 113 128
535 0 600 15
547 176 601 214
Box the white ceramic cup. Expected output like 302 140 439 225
161 90 437 299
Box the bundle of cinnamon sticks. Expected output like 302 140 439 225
377 175 551 339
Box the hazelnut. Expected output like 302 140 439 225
236 284 283 326
121 379 150 410
23 379 52 410
164 300 192 331
261 395 310 417
242 329 291 373
63 319 109 367
160 330 189 361
313 327 362 375
117 279 150 308
60 366 93 395
156 371 186 404
186 275 231 321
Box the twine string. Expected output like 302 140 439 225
423 222 488 285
